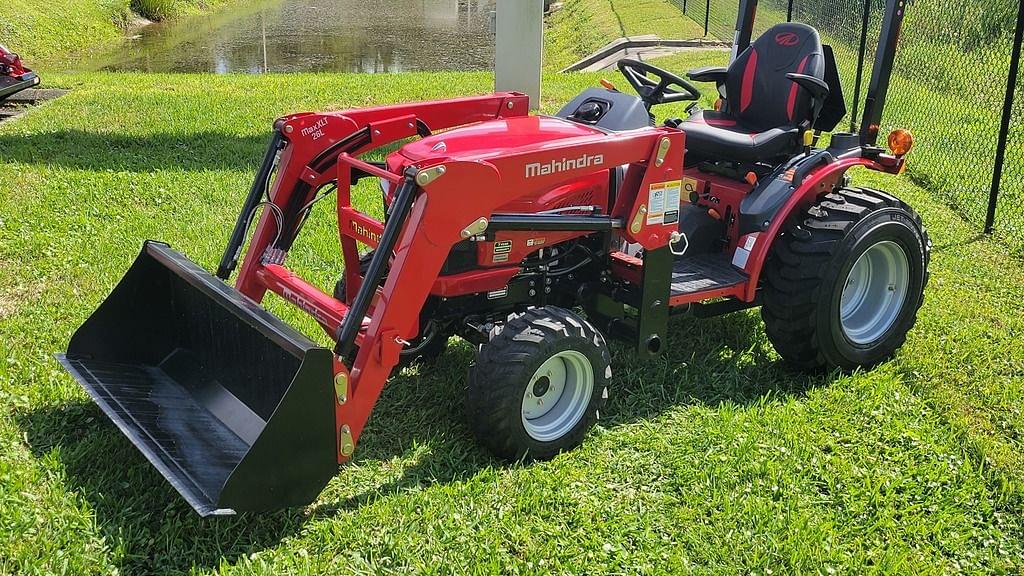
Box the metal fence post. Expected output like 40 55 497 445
704 0 710 37
787 0 794 22
985 0 1024 234
849 0 872 132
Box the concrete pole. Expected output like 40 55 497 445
495 0 544 109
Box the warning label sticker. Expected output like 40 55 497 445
647 180 681 225
732 233 759 270
492 240 512 263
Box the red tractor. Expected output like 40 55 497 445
58 0 928 515
0 45 39 100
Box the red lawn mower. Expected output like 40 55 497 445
0 45 39 100
58 0 928 515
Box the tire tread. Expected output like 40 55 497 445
467 307 610 461
761 187 930 370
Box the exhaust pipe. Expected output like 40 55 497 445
57 242 338 516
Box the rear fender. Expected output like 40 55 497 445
738 154 896 300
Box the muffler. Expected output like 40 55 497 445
56 241 337 516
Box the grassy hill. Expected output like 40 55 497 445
544 0 707 71
0 0 232 64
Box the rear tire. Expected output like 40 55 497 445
762 187 930 371
467 307 611 461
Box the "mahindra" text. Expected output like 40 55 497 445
525 153 605 178
350 220 382 244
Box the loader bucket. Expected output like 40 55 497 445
56 241 338 516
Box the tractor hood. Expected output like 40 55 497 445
394 115 604 164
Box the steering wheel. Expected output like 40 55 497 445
617 58 701 107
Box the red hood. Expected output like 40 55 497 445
394 115 604 164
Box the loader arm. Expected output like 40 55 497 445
232 114 684 461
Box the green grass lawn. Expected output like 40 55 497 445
544 0 707 71
1 64 1023 574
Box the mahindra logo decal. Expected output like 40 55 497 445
525 153 605 178
775 32 800 46
350 220 382 244
281 287 327 324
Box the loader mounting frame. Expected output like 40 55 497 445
223 93 694 469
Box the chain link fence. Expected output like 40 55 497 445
670 0 1024 253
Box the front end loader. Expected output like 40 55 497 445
57 0 929 515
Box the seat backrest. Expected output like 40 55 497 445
724 23 824 131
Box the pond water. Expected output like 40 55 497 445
92 0 496 73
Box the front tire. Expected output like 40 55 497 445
762 187 930 371
467 307 611 461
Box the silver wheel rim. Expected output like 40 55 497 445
840 240 910 345
521 350 594 442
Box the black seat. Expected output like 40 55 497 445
681 23 827 164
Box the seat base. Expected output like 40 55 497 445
678 110 800 164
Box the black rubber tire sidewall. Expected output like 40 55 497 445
467 308 610 461
817 208 927 369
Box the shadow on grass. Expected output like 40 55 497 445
0 130 407 174
0 130 271 172
931 233 987 253
17 309 837 572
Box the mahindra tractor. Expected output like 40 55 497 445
57 0 929 515
0 45 39 100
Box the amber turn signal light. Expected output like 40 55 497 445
713 98 723 111
887 129 914 156
600 78 617 91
